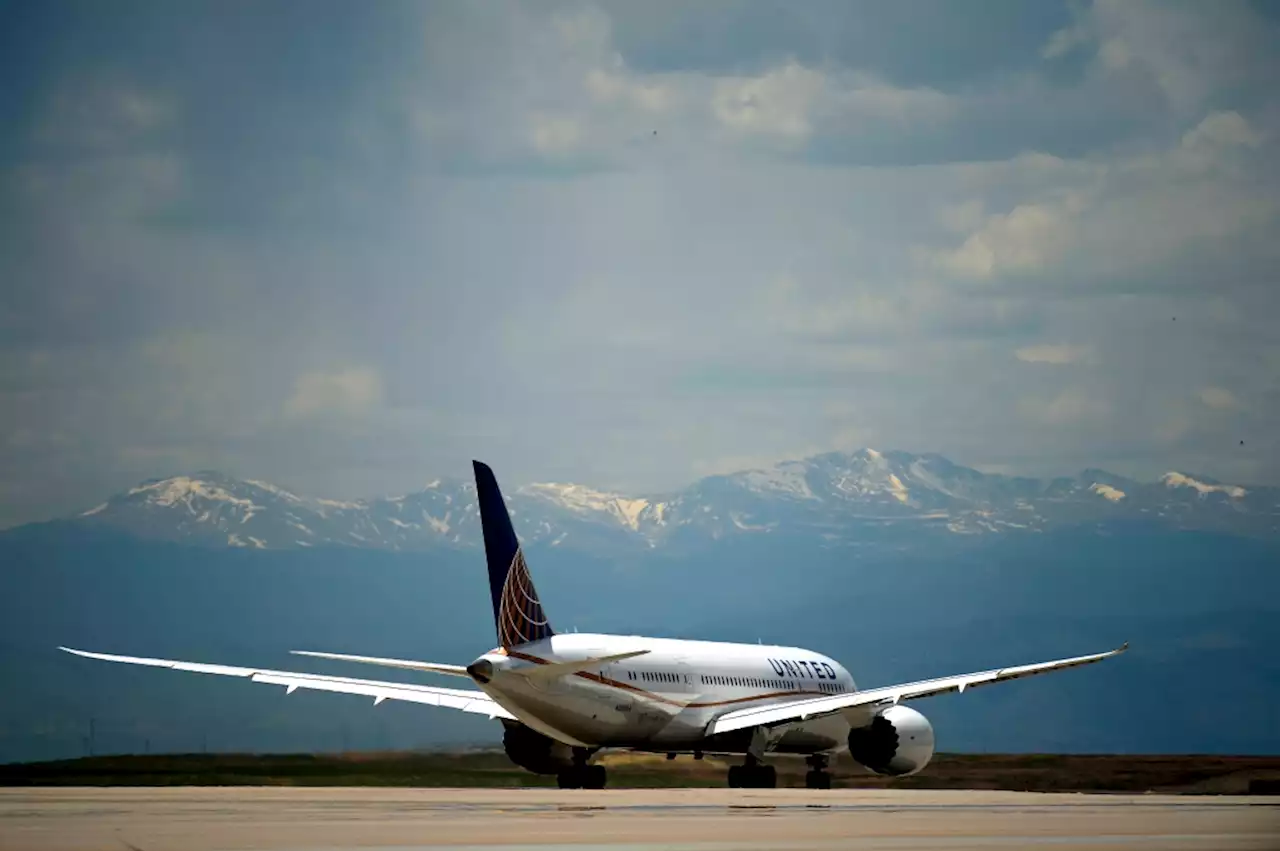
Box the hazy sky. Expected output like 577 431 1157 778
2 0 1278 527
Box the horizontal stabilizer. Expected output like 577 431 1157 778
290 650 471 678
513 649 650 680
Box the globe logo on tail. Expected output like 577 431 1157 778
498 547 554 648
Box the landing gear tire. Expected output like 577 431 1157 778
557 763 607 789
805 770 832 790
727 762 777 789
583 764 607 789
804 754 832 789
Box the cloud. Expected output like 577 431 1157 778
1173 110 1265 175
935 196 1087 281
1015 344 1096 365
1198 386 1239 411
528 114 586 156
1181 110 1263 150
1042 21 1091 59
689 449 822 480
1044 0 1279 114
938 200 986 234
923 108 1275 294
33 77 177 152
387 5 959 169
585 69 672 112
712 62 826 142
709 62 954 154
1019 387 1110 427
283 369 384 418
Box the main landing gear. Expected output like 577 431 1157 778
724 754 832 789
727 754 777 788
804 754 832 790
556 749 606 789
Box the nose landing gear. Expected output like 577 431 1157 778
804 754 832 789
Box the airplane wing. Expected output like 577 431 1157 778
289 650 472 678
59 646 514 720
707 642 1127 737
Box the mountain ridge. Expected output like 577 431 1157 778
51 449 1279 551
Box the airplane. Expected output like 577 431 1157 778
61 460 1127 789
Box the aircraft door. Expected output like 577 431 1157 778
674 660 695 695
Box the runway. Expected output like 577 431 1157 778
1 788 1276 851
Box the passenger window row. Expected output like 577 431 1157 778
698 674 848 693
621 669 847 693
700 674 784 688
625 670 682 683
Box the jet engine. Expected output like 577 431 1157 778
501 721 573 775
846 705 935 776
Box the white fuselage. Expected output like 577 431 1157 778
472 633 857 755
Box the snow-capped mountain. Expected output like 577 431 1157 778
67 450 1279 551
75 470 482 551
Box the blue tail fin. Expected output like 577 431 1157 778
473 460 555 648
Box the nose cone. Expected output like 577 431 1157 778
466 658 494 684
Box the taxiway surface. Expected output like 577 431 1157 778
1 787 1276 851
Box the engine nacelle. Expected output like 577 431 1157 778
846 705 936 777
501 721 573 775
